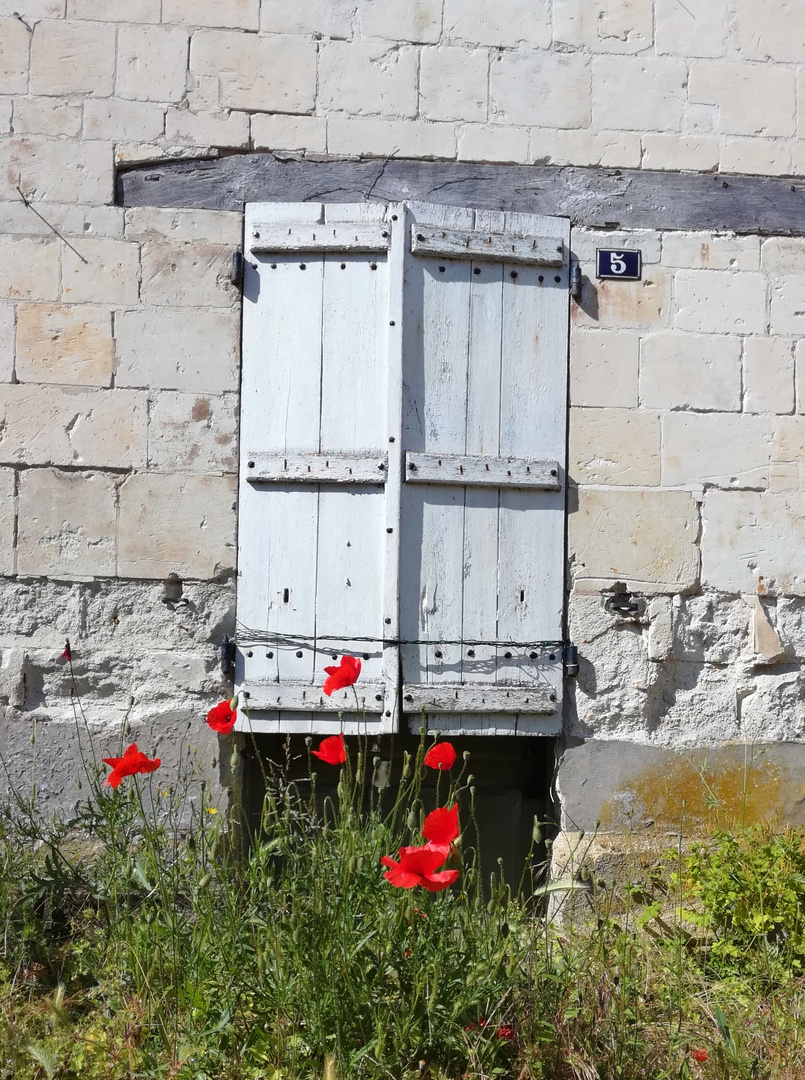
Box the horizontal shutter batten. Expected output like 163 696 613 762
246 451 389 484
410 224 564 266
405 452 561 489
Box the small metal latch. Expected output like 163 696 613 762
221 636 236 677
231 251 244 290
564 643 580 678
604 591 646 618
569 262 582 302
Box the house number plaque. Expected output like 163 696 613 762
596 249 642 280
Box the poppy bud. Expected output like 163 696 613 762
533 820 542 844
348 856 357 874
198 873 212 889
469 786 476 798
463 750 470 761
406 811 417 830
466 774 474 785
229 749 239 772
228 696 238 710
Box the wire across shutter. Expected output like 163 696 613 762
236 201 569 736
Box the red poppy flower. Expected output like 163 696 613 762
323 655 361 696
496 1025 515 1042
311 733 347 765
381 843 458 892
103 743 161 789
422 804 459 847
424 741 456 770
61 640 72 661
691 1049 708 1064
206 699 237 734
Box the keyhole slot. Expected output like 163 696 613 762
520 589 525 602
283 588 290 603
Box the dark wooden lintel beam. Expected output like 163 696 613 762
117 153 805 236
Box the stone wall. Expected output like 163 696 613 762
2 0 805 826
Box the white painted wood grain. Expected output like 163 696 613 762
405 452 560 489
243 681 385 712
250 223 390 254
401 683 555 713
411 225 564 266
245 452 388 484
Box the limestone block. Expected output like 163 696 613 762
17 468 117 578
0 303 12 382
115 307 239 394
165 107 249 149
655 0 727 57
0 97 10 135
744 338 794 415
591 56 687 133
191 31 317 114
640 333 741 412
531 128 641 168
490 51 590 128
572 273 671 331
117 473 236 580
740 670 805 742
186 73 220 113
761 237 805 276
140 241 237 308
14 136 114 204
796 343 805 413
62 238 141 306
71 0 160 17
702 490 805 595
731 0 805 63
444 0 551 48
327 117 456 159
0 202 123 239
553 0 653 54
0 385 147 468
647 597 673 661
124 207 242 247
359 0 442 43
147 391 237 474
569 329 639 408
720 137 792 177
83 98 165 143
162 0 258 29
569 407 660 485
251 113 327 154
0 17 30 95
30 21 115 96
641 135 719 173
457 123 529 164
770 278 805 336
674 271 766 335
673 594 751 664
690 61 795 138
117 25 188 104
0 0 62 14
569 487 700 593
0 236 59 301
319 41 418 119
775 598 805 658
771 416 805 465
662 233 759 272
662 412 770 489
0 468 14 576
683 103 718 135
571 228 661 264
769 463 800 494
16 304 114 386
13 97 81 137
260 0 355 36
420 47 488 123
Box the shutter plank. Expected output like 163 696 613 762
401 219 470 692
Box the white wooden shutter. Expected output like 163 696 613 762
235 201 569 736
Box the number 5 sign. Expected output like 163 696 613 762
596 249 642 280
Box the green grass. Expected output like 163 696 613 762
2 716 805 1079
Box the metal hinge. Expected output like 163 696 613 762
230 251 244 291
221 636 237 677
